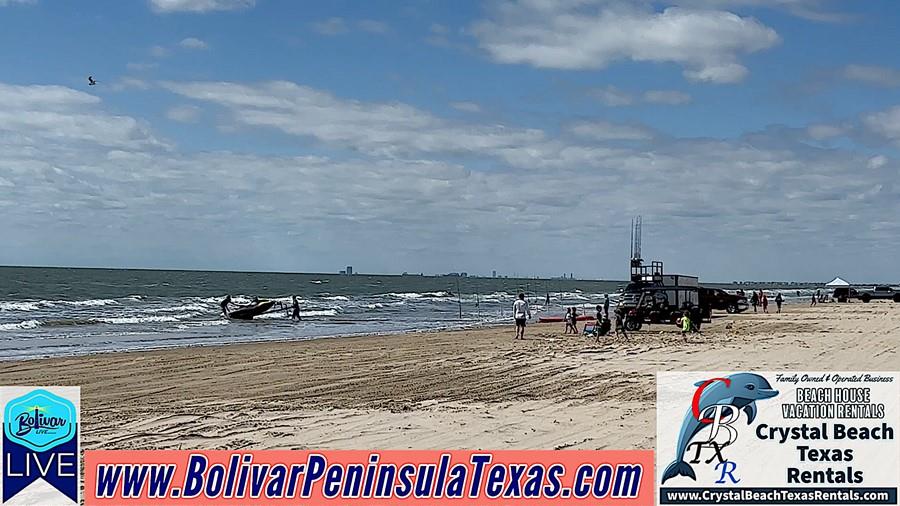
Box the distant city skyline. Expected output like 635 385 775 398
1 1 900 282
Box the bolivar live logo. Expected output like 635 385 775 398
1 387 80 505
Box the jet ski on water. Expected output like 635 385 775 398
220 295 282 320
228 300 277 320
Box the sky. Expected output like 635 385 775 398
1 0 900 282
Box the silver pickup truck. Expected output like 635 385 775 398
856 286 900 303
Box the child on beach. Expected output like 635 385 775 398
761 291 768 313
750 291 759 312
614 308 628 339
681 311 692 338
775 292 783 313
597 316 611 341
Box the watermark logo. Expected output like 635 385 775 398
4 389 76 452
660 373 778 485
2 386 80 505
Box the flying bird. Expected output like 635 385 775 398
87 76 97 86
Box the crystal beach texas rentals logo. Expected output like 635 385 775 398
1 386 80 505
659 373 778 486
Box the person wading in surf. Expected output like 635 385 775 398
291 295 301 321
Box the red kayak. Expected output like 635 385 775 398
538 315 595 323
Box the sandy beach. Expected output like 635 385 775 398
0 302 896 451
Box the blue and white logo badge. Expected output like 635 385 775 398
3 389 76 452
1 386 80 505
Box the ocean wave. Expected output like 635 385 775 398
148 304 207 313
0 320 42 331
96 313 198 324
298 309 338 317
176 319 229 329
53 298 119 307
0 301 45 312
383 291 452 300
323 295 350 301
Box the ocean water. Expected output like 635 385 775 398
0 267 629 360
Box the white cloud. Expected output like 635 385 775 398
863 106 900 144
567 120 654 141
588 86 690 106
682 62 749 83
588 86 634 107
149 0 254 13
0 83 166 150
357 19 390 34
150 45 169 58
179 37 209 50
806 123 845 140
112 77 152 91
841 64 900 88
471 2 780 83
161 80 547 158
313 17 348 35
672 0 850 23
166 105 201 123
4 79 900 280
313 18 390 36
642 89 692 105
126 62 158 72
451 102 481 113
867 155 888 169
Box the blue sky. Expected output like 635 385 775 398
1 0 900 282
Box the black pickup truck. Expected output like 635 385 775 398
699 287 749 314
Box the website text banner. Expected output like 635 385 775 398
85 449 653 505
656 372 899 505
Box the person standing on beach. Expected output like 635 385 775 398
750 291 759 313
513 293 531 339
811 290 818 306
291 295 301 321
761 291 769 313
775 292 783 313
568 307 579 334
681 311 692 339
603 294 610 318
220 295 231 316
614 308 628 339
545 293 550 306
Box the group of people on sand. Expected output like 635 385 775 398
810 289 828 305
742 289 783 314
514 293 629 341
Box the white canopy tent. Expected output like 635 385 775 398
825 277 850 287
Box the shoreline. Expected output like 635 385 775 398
0 302 896 450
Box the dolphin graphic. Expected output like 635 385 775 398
661 373 778 484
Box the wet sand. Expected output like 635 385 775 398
0 302 896 450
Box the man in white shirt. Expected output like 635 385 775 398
513 292 531 339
